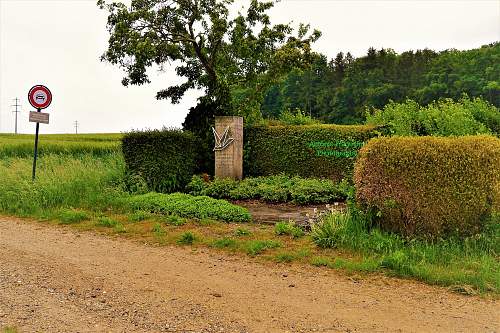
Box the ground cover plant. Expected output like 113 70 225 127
187 174 350 204
126 192 252 223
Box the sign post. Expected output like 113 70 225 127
28 85 52 181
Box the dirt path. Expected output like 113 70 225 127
0 218 498 333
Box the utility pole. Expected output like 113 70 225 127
74 120 79 134
11 98 21 134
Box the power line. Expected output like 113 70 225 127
11 98 21 134
74 120 79 134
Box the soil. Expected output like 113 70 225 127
233 200 346 224
0 217 498 333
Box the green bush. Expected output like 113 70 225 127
187 174 347 204
274 221 304 238
178 231 196 245
127 192 251 222
354 135 500 237
122 129 200 193
278 109 321 125
366 97 499 136
244 124 380 181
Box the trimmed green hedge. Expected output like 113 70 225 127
354 135 500 238
127 192 251 222
244 124 380 181
122 129 200 193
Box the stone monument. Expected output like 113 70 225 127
212 116 243 180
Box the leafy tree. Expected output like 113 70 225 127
98 0 320 117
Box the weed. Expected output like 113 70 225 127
274 252 296 263
245 240 281 256
58 209 89 224
113 223 126 233
211 237 238 249
152 222 166 237
177 232 196 245
128 210 151 222
96 216 118 227
235 228 252 237
163 214 186 226
2 327 19 333
274 221 305 238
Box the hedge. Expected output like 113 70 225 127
354 135 500 238
244 124 381 180
122 129 200 193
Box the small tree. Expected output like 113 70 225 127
98 0 321 116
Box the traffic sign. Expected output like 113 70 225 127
28 85 52 109
29 111 50 124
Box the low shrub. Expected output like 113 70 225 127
354 135 500 237
122 129 200 193
127 192 252 223
245 124 380 180
187 174 347 204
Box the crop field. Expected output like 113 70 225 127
0 133 122 158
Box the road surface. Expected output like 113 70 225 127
0 218 498 332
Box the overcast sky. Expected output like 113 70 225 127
0 0 499 134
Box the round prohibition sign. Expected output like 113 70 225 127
28 85 52 109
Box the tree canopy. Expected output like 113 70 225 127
98 0 321 116
261 42 500 124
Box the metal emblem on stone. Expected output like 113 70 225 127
212 126 234 151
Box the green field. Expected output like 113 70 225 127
0 133 122 158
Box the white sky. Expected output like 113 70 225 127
0 0 499 134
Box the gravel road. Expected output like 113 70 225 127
0 218 498 332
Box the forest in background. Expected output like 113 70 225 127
260 42 500 124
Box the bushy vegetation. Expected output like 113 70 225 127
311 209 499 293
122 129 200 193
354 135 500 238
126 192 251 223
262 43 500 124
187 174 349 204
245 124 379 180
0 153 125 216
365 97 500 136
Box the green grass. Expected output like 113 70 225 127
245 239 282 256
274 221 305 238
57 208 90 224
96 216 119 227
211 237 238 249
128 210 152 222
178 231 197 245
311 209 500 293
235 227 252 237
0 152 126 217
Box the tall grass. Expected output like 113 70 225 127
311 209 500 293
0 153 126 216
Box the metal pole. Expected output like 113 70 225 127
32 108 41 181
